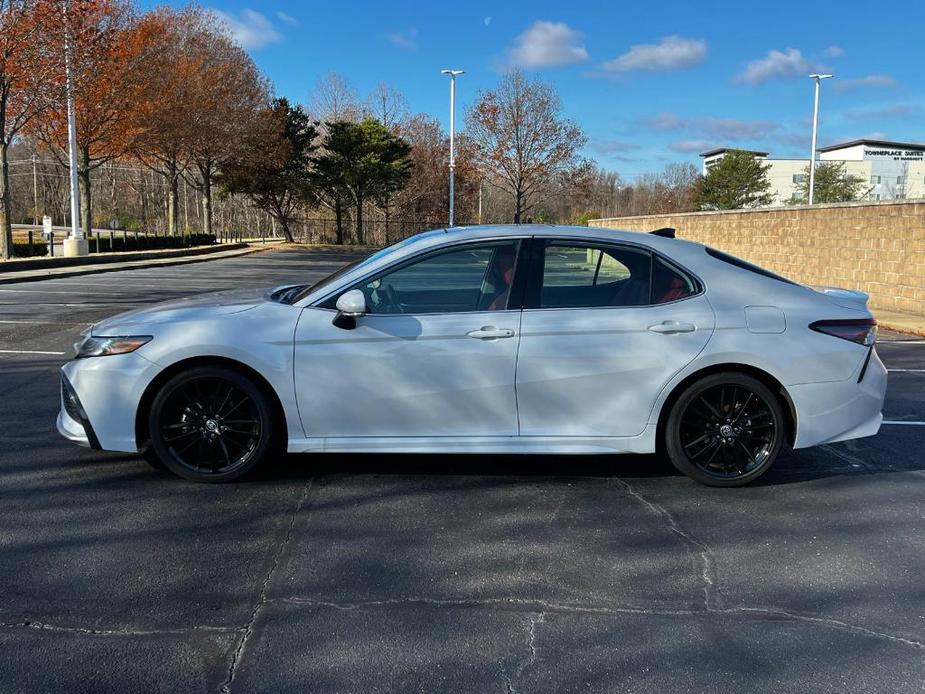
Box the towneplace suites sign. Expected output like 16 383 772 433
864 148 924 161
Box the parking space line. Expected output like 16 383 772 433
888 369 925 373
882 421 925 426
878 340 925 345
0 320 93 325
0 349 66 355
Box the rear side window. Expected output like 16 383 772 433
540 243 652 308
705 247 798 286
652 257 698 304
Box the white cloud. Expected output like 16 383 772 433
834 74 897 92
862 131 889 140
509 21 588 68
210 9 282 50
823 45 844 58
668 139 713 153
645 112 777 141
737 48 824 85
276 11 298 26
591 140 641 155
602 36 706 72
387 28 418 50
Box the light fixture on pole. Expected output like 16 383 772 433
441 69 464 227
807 73 833 205
62 0 87 256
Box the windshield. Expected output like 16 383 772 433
286 229 446 304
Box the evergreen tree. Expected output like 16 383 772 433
697 149 773 210
793 161 868 204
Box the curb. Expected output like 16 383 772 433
0 244 271 284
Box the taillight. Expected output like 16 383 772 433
809 318 877 346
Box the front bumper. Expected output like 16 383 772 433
57 374 100 449
57 351 160 453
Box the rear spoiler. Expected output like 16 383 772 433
813 286 870 310
649 227 675 238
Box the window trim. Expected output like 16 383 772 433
522 238 704 311
316 238 526 316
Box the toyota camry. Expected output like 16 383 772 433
58 225 886 486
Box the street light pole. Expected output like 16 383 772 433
441 69 464 227
62 0 87 256
807 73 833 205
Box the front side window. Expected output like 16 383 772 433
355 241 519 315
540 243 652 308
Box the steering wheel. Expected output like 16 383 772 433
384 283 404 314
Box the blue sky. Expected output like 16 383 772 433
161 0 924 179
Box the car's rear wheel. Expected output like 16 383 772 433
665 372 784 487
147 366 275 482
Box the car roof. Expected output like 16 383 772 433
444 224 704 254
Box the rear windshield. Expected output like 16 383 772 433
705 247 799 286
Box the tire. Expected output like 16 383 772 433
665 372 785 487
141 445 166 471
147 366 276 483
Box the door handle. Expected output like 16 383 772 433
648 321 696 334
467 326 516 340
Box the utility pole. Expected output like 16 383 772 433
31 154 39 227
62 0 87 256
477 181 483 225
807 73 833 205
441 69 464 227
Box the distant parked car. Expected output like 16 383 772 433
58 225 885 486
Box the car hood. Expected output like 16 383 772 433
90 286 281 334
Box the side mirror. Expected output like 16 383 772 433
333 289 366 330
335 289 366 316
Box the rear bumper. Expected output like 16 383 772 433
789 347 887 448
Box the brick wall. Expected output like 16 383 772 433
589 199 925 316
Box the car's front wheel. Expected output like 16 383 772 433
147 366 276 482
665 372 785 487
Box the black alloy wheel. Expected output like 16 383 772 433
665 372 784 487
147 366 275 482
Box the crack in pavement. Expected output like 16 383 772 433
613 478 721 610
274 596 925 651
219 478 315 694
496 612 544 694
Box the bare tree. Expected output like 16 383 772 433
307 71 363 122
367 81 408 131
466 70 586 223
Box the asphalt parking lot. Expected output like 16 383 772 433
1 247 923 693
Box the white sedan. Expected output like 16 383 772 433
58 225 886 486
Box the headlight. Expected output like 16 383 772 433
75 335 152 358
